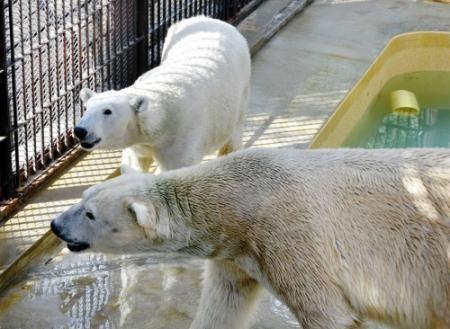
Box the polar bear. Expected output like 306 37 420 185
74 16 250 172
51 148 450 329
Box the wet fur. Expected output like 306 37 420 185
53 148 450 329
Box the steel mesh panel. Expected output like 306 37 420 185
4 0 139 192
148 0 254 67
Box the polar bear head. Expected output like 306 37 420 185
50 174 183 254
74 88 148 150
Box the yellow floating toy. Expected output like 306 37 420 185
390 90 420 116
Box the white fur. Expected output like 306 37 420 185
76 16 250 172
52 147 450 329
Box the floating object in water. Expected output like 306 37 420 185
390 90 420 116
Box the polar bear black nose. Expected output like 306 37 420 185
74 126 88 140
50 220 61 237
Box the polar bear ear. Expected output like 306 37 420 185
126 198 172 240
129 96 149 113
80 88 96 103
127 200 156 229
126 199 159 238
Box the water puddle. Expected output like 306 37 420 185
0 251 299 328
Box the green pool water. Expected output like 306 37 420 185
344 71 450 148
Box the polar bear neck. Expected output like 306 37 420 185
147 156 290 259
150 174 258 258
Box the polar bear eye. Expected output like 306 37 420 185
86 211 95 220
103 109 112 115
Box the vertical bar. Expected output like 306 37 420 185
112 0 120 89
77 0 84 112
173 0 177 24
29 0 38 172
19 0 30 179
84 0 91 88
105 0 112 89
70 0 78 133
61 0 68 150
55 0 62 152
149 0 155 67
91 0 98 88
45 0 54 160
124 0 133 85
202 0 208 16
136 0 149 76
156 0 161 61
118 0 124 86
110 0 117 89
163 0 167 41
0 0 14 198
224 0 230 19
192 0 197 16
36 0 46 168
98 0 105 90
9 0 19 186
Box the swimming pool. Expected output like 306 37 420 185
310 32 450 149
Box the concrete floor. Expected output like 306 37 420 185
1 0 450 328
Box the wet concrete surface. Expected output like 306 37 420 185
0 252 298 329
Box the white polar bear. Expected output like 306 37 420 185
75 16 250 172
52 148 450 329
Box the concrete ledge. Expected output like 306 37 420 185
249 0 314 56
0 0 314 296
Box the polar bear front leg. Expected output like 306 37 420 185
120 147 154 174
190 260 262 329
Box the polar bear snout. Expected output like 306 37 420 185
51 204 92 252
80 137 102 150
51 219 91 252
74 126 102 150
50 219 62 237
74 126 88 140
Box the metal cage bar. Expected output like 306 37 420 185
0 1 14 199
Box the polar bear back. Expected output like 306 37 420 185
155 147 449 328
129 17 250 155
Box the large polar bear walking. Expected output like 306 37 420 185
52 148 450 329
74 16 250 172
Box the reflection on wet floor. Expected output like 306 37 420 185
0 251 299 329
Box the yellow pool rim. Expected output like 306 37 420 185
309 31 450 149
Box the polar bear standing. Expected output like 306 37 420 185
52 148 450 329
74 16 250 172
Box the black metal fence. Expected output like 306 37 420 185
0 0 258 201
